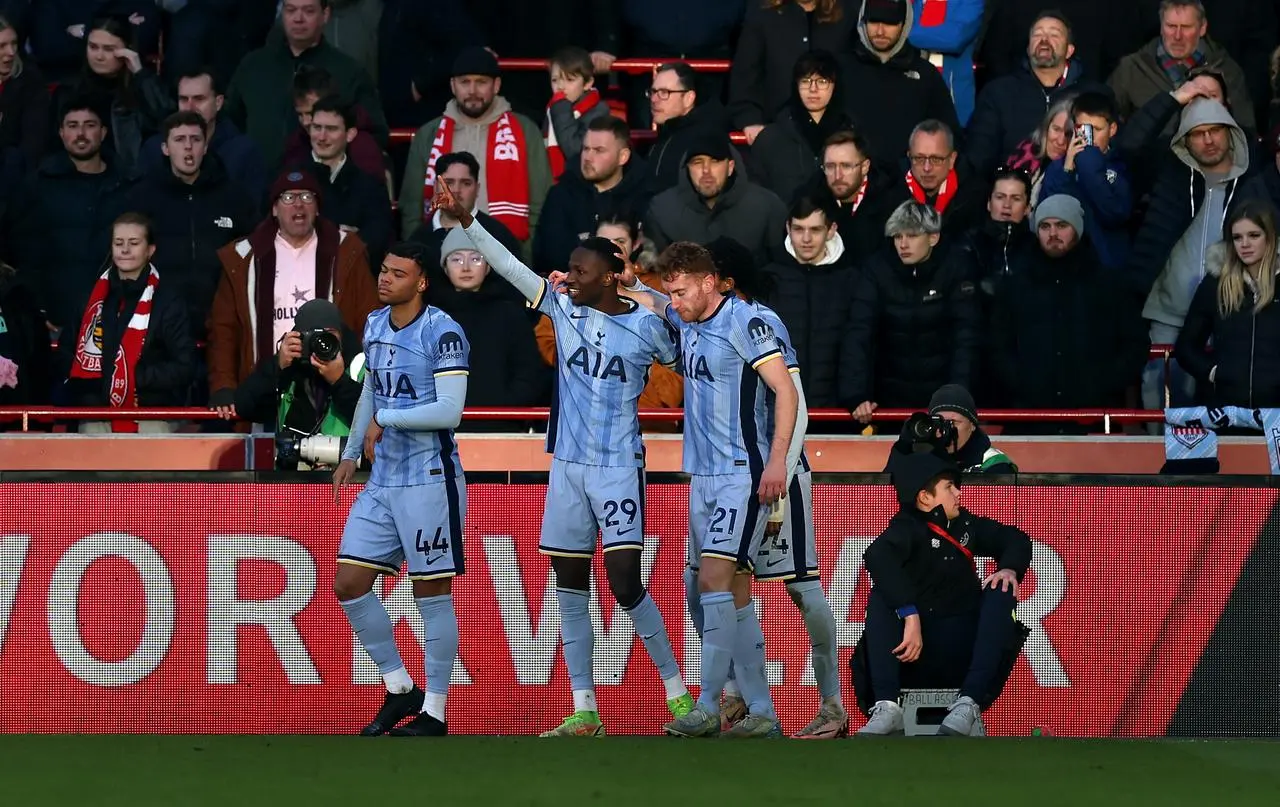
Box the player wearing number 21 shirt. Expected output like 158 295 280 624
429 177 695 737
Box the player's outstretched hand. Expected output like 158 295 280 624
431 179 471 227
364 418 384 463
332 459 356 503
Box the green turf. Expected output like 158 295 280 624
3 736 1276 806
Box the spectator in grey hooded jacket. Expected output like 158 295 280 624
1131 98 1256 408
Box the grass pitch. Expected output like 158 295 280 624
3 736 1275 806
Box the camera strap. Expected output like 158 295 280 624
927 522 975 570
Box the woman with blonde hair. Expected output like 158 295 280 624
1175 200 1280 408
1005 93 1075 208
0 15 50 165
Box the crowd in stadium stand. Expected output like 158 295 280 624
1 0 1280 434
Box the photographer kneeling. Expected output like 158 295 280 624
855 447 1032 737
221 299 363 469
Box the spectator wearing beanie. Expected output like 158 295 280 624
433 227 549 431
990 195 1146 429
207 168 377 411
925 384 1017 473
646 131 787 268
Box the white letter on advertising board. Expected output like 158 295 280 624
206 536 320 685
484 535 559 685
0 535 31 659
1016 541 1070 688
47 533 174 686
351 575 473 685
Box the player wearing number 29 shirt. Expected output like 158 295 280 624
429 177 694 738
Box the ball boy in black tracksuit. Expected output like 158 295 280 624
855 448 1032 736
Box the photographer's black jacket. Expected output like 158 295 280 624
234 327 362 431
864 506 1031 618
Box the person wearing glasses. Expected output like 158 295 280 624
206 168 378 421
430 228 548 432
748 50 854 206
643 62 745 197
903 119 987 238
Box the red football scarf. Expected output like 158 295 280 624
545 89 602 182
906 167 959 213
422 112 531 240
69 265 160 433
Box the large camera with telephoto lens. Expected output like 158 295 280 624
300 328 341 363
275 427 351 470
902 411 959 454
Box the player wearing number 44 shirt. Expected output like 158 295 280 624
430 178 695 738
331 242 470 738
621 241 804 739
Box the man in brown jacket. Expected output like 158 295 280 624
207 168 378 416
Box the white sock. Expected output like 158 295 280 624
573 689 598 713
723 678 741 699
422 691 447 722
383 666 413 694
662 674 688 700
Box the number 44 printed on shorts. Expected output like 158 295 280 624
415 528 449 555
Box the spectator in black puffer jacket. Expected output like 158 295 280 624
1175 200 1280 409
990 196 1146 430
809 128 910 261
750 50 854 206
840 200 980 421
761 195 857 409
126 111 257 340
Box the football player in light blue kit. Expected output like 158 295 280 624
430 178 694 737
625 241 802 739
706 238 845 739
331 242 469 738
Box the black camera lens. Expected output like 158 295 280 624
308 330 341 362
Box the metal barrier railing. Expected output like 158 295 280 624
0 406 1167 434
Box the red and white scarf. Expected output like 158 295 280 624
906 167 959 213
69 265 160 433
545 89 602 182
422 112 531 240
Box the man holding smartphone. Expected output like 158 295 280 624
1040 91 1133 269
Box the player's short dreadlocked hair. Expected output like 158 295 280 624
657 242 716 282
